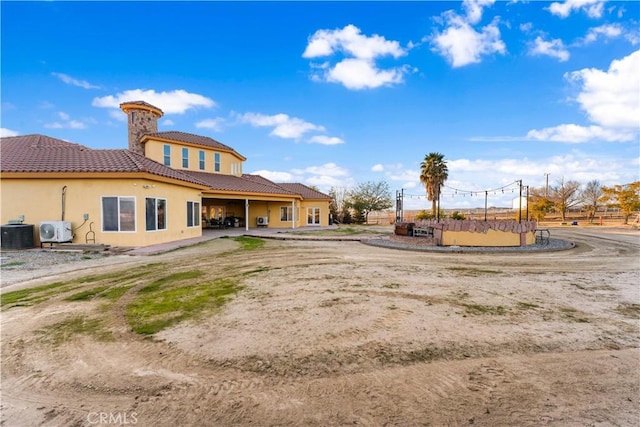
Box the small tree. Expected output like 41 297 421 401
450 211 466 220
602 181 640 224
329 187 349 224
528 187 554 221
549 177 582 221
346 181 393 224
581 180 604 223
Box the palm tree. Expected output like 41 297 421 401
419 152 449 218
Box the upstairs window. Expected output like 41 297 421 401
199 150 205 170
182 147 189 168
163 145 171 166
214 153 221 172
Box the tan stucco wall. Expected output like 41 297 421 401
441 229 536 247
145 140 243 176
201 198 330 228
1 177 203 247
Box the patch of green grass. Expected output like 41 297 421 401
126 278 243 335
240 266 271 276
65 286 110 301
462 303 507 315
233 236 265 250
382 283 401 289
139 270 204 293
1 261 25 268
615 303 640 319
446 267 502 276
101 285 133 300
1 282 68 307
517 301 540 310
71 263 165 284
37 315 113 345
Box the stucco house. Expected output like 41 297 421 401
0 101 332 248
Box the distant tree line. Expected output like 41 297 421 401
528 179 640 224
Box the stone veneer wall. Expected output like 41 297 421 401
127 109 161 155
413 219 537 247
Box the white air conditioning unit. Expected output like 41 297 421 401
39 221 73 243
257 216 269 226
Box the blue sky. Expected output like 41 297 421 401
2 0 639 209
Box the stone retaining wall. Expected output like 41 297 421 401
410 219 537 247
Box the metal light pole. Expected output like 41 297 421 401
518 180 523 223
544 173 550 198
525 185 529 221
484 191 488 221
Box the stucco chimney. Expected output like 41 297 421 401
120 101 164 155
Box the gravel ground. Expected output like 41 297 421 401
363 236 574 253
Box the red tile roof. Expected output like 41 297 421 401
1 134 209 187
277 183 332 200
185 171 299 196
1 135 333 201
142 131 245 159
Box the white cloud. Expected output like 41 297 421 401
250 170 296 182
307 135 344 145
161 119 175 126
0 128 19 137
252 162 355 193
548 0 605 18
109 110 127 122
324 58 409 90
303 24 406 60
528 36 570 61
462 0 495 25
303 24 410 90
92 89 216 114
58 111 70 121
430 13 506 67
567 49 640 128
292 162 349 177
527 124 635 143
195 117 225 131
44 120 86 130
237 112 324 139
582 24 623 44
519 22 534 33
52 72 100 89
371 164 384 172
526 50 640 143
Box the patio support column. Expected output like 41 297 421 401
292 200 295 229
245 199 249 231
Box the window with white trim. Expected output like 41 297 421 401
199 150 205 170
163 145 171 166
182 147 189 168
280 206 293 221
214 152 221 172
102 196 135 232
145 198 167 231
187 201 201 227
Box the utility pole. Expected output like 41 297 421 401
544 173 550 198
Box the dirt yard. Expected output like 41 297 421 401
1 226 639 426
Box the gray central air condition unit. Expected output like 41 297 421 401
39 221 73 243
257 216 269 226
